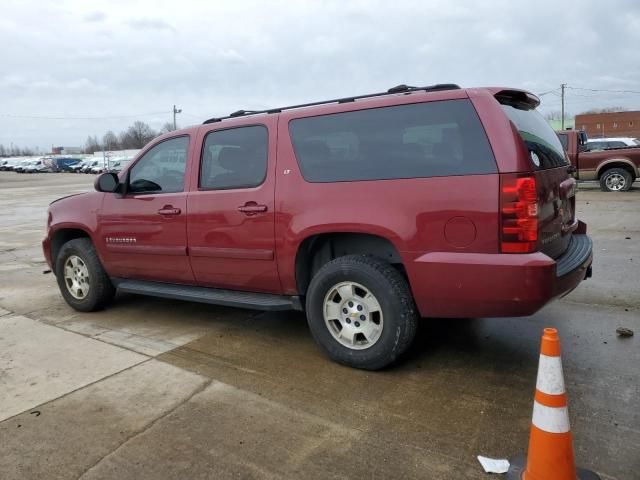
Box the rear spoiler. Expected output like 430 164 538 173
494 89 540 110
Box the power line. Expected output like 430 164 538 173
537 88 561 96
0 111 170 120
567 86 640 95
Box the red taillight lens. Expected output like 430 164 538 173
500 174 538 253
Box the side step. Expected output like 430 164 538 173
113 279 303 311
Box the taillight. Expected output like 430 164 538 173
500 174 538 253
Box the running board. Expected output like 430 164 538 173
113 279 303 311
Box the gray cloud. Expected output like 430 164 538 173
127 18 175 32
1 0 640 149
84 11 106 22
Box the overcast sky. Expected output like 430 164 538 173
2 0 640 150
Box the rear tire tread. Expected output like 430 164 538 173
599 167 633 192
305 255 418 370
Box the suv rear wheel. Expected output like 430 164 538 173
55 238 114 312
305 255 418 370
600 167 633 192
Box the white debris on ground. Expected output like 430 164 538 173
477 455 510 474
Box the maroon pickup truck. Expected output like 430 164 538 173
557 130 640 191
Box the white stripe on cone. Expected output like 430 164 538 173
532 401 571 433
536 354 566 395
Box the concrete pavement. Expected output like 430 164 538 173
0 172 638 479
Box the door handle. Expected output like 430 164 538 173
157 206 181 215
238 202 268 215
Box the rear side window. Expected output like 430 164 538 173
502 105 568 169
200 126 268 190
289 99 497 182
586 141 605 151
557 133 568 151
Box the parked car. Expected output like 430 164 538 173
21 158 51 173
43 84 593 370
80 160 100 173
15 159 40 173
105 158 132 173
52 157 82 172
557 130 640 191
70 160 91 173
0 158 23 171
8 158 31 172
585 137 640 151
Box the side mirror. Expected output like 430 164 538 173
94 172 119 193
579 131 588 146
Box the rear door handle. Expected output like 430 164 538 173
157 206 181 216
238 202 268 215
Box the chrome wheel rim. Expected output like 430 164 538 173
605 173 625 191
63 255 90 300
323 281 383 350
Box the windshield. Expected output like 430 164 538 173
502 105 568 169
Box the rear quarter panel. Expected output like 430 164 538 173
274 99 500 297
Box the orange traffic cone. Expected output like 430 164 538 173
507 328 601 480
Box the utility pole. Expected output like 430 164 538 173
173 105 182 130
560 83 566 130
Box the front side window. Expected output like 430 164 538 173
200 125 268 190
128 136 189 194
289 99 497 183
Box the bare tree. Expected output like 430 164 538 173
123 121 157 149
579 106 629 114
544 111 563 121
159 122 176 135
0 144 6 157
102 130 119 151
84 135 101 154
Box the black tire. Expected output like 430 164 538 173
600 167 633 192
305 255 418 370
55 238 115 312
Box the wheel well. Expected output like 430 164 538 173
295 233 403 295
51 229 91 273
598 162 637 181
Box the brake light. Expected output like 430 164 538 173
500 174 538 253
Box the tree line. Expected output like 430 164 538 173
83 121 176 154
0 120 176 157
0 145 36 157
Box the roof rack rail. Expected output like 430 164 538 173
203 83 461 124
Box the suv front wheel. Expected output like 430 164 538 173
55 238 115 312
305 255 418 370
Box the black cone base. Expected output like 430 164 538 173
506 453 602 480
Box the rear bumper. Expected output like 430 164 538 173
407 233 593 318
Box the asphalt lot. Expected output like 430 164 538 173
0 171 638 480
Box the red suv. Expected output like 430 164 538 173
43 84 593 369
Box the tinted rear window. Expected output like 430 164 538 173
557 133 568 151
289 99 497 182
502 105 568 169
